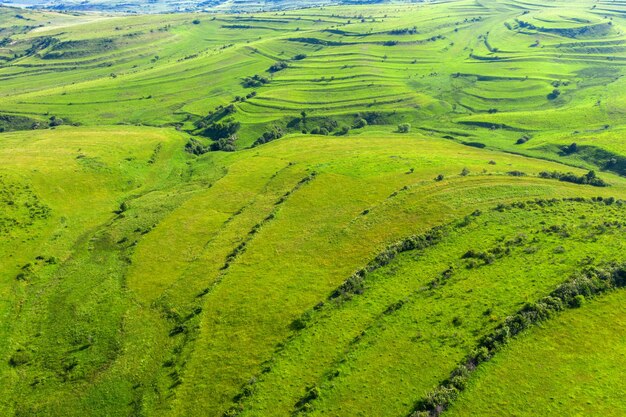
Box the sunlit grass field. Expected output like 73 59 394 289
1 0 626 416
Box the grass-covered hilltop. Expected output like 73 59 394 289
1 0 625 416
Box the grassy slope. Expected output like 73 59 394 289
229 200 626 417
0 0 625 416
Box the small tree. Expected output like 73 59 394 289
547 88 561 100
564 142 578 154
460 167 470 176
268 61 288 73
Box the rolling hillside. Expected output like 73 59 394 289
1 0 625 416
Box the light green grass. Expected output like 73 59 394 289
1 0 626 415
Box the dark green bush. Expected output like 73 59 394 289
268 61 288 73
242 74 269 88
397 123 411 133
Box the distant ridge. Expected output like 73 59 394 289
2 0 396 14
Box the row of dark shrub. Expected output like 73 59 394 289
409 262 626 417
328 211 483 303
253 126 284 147
242 74 270 88
495 196 624 213
539 169 608 187
185 135 237 154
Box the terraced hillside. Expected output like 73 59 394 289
1 1 625 416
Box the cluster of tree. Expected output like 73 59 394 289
551 80 570 88
292 53 307 60
25 36 58 57
0 114 65 132
185 138 209 155
410 262 626 417
294 385 321 414
233 91 256 102
309 118 339 135
194 103 237 130
357 111 387 125
561 142 578 154
516 134 531 144
547 88 561 100
252 126 284 146
462 245 511 267
201 120 240 140
462 141 486 149
516 19 538 30
539 170 608 187
353 118 367 129
268 61 288 73
211 135 237 152
389 26 418 35
185 135 237 154
330 226 449 302
242 74 269 88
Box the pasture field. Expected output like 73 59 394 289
1 0 626 416
447 288 626 417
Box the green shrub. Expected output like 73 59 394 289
295 385 321 412
337 126 350 136
397 123 411 133
268 61 288 73
9 350 32 367
253 127 284 146
242 74 269 88
353 118 367 129
572 294 585 308
547 88 561 100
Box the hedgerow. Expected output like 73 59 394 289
409 262 626 417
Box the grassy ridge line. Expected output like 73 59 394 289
222 213 458 417
151 169 319 411
409 266 626 416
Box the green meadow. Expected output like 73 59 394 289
1 0 625 416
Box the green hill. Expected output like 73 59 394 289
1 0 625 416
